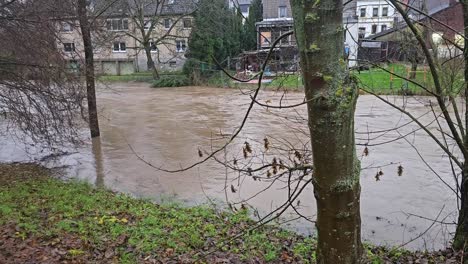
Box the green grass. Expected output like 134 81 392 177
0 164 317 263
98 71 184 83
247 63 460 96
0 163 457 263
355 63 435 95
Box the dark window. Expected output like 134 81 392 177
164 18 172 29
371 24 377 34
382 7 388 16
373 8 378 17
107 19 128 31
169 61 177 67
381 25 387 31
183 18 192 28
360 8 366 17
278 6 287 18
358 27 366 39
64 43 75 52
149 41 158 52
176 40 186 52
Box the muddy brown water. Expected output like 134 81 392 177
0 83 459 250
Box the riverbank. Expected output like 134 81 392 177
0 163 461 263
97 63 444 96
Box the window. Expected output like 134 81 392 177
278 6 287 18
372 7 378 17
371 24 377 34
239 4 249 13
169 61 177 67
106 19 128 31
149 41 158 52
164 18 172 29
358 27 366 39
61 22 72 32
382 7 388 17
360 8 366 17
381 25 387 31
64 43 75 52
144 20 152 30
113 42 126 52
176 40 186 52
183 18 192 28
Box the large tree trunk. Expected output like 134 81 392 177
144 45 160 80
454 1 468 255
290 1 363 263
77 0 100 138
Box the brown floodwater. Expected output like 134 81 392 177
0 83 460 250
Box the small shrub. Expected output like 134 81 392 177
152 75 191 88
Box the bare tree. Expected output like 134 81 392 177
357 0 468 255
118 0 195 79
0 0 86 147
77 0 100 138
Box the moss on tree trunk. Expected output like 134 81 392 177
290 0 363 262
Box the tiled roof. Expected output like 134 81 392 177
94 0 197 17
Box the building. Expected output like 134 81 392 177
59 0 195 75
255 0 359 67
356 0 398 38
364 0 463 60
228 0 253 18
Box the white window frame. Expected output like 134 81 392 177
113 42 127 53
176 40 186 53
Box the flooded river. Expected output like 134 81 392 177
0 83 459 250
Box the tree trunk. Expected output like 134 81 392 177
410 61 417 79
290 1 363 263
455 166 468 253
144 45 159 80
454 0 468 255
77 0 100 138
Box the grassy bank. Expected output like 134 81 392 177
96 63 459 97
1 163 459 263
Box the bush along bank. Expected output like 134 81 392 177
0 163 462 263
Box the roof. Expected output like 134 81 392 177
94 0 197 17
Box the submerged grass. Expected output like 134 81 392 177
0 163 461 263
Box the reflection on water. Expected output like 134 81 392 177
0 83 459 250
